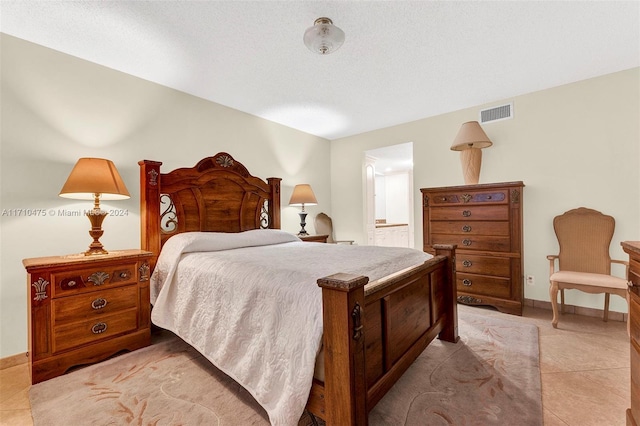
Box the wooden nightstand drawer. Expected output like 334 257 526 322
53 284 138 326
457 273 511 299
431 220 509 236
51 262 138 297
456 254 511 278
53 309 138 353
430 205 509 221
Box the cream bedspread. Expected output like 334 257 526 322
150 229 431 425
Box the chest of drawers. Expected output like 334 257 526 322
421 181 524 315
622 241 640 426
23 249 153 383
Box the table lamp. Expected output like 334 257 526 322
59 158 130 255
289 184 317 236
450 121 493 185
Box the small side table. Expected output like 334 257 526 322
299 234 329 243
23 249 153 383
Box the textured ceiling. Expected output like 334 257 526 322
1 1 639 141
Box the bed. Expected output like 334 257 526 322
139 153 458 426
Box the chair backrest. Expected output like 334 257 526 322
314 212 335 243
553 207 614 275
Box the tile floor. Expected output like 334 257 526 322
0 305 631 425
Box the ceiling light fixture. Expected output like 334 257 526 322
303 17 345 55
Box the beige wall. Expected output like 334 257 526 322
330 67 639 314
0 35 331 358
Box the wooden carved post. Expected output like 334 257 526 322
267 177 282 229
138 160 162 269
434 244 459 343
317 273 369 426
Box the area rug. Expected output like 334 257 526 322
30 310 542 425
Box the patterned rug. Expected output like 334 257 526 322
30 310 542 425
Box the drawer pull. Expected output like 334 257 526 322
119 272 129 279
88 271 110 286
462 260 472 267
462 210 471 217
462 225 472 232
67 280 77 287
462 239 472 246
91 298 108 310
91 322 108 334
463 279 472 286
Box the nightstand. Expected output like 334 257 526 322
299 234 329 243
23 249 153 384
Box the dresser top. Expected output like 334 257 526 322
420 181 524 192
622 241 640 256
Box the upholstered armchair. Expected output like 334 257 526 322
547 207 629 329
314 212 354 244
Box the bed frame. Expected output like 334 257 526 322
139 153 458 425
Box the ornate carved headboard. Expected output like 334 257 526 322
139 152 281 266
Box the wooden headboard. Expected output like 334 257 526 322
139 152 281 265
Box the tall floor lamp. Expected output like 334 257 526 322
59 158 130 255
289 184 317 236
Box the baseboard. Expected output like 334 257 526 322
0 352 28 370
524 298 627 323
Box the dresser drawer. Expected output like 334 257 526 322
431 220 509 236
53 309 138 353
429 189 509 205
457 273 511 299
51 262 138 297
456 254 511 278
430 205 509 221
53 285 138 326
631 291 640 347
630 258 640 286
432 234 511 252
631 338 640 424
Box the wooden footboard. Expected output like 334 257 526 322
307 244 458 425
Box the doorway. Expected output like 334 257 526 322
364 142 414 248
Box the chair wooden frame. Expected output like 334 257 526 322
547 207 629 328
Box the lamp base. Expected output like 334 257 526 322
84 209 109 256
459 148 482 185
297 212 309 236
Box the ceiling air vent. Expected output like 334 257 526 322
479 103 513 124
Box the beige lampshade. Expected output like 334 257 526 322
289 184 318 206
450 121 493 151
59 158 130 200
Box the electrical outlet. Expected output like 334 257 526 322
526 275 535 286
